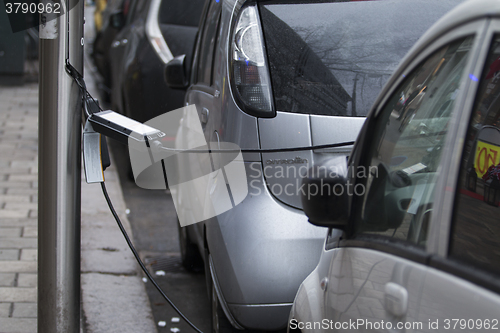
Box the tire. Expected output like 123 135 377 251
178 223 204 272
211 273 238 333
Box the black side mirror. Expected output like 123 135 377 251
164 55 189 89
110 11 125 29
301 157 349 228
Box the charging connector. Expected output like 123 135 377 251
88 110 166 145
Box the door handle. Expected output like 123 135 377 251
384 282 408 317
201 108 209 124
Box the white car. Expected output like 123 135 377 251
290 0 500 331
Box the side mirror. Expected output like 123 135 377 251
301 157 349 228
110 11 125 29
164 55 189 89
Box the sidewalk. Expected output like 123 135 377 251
0 84 38 332
0 83 157 332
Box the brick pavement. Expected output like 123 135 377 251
0 81 157 333
0 83 39 332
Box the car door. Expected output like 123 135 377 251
180 0 222 236
417 21 500 332
323 25 482 332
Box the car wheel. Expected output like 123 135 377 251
178 223 203 272
211 275 237 333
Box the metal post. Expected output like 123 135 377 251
38 0 84 332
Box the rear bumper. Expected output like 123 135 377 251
229 303 292 330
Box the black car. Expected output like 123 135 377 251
108 0 205 123
91 0 133 101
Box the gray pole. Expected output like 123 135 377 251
38 0 84 332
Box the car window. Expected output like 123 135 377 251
352 36 474 247
449 34 500 277
196 0 221 86
259 0 464 117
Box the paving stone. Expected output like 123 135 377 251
20 249 36 261
0 219 37 227
0 261 36 273
4 202 37 210
0 238 37 249
0 274 15 287
8 175 38 182
10 161 37 168
0 210 29 218
0 195 31 203
0 288 36 302
0 182 31 188
0 250 19 261
0 317 37 332
17 274 36 288
4 188 37 196
0 302 11 317
12 302 37 318
22 227 37 238
0 227 22 238
28 210 37 218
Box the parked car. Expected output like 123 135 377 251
163 0 466 331
290 0 500 331
108 0 205 123
91 0 133 101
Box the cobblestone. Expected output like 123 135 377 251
12 303 37 318
17 274 36 288
0 274 16 287
0 250 19 261
0 288 36 303
0 228 22 238
22 228 37 238
0 262 37 273
0 302 11 316
20 249 36 261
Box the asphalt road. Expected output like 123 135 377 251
109 140 212 333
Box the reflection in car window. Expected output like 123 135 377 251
259 0 463 117
197 0 221 85
353 37 474 247
450 35 500 277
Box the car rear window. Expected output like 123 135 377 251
159 0 206 27
259 0 463 117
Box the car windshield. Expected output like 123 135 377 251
259 0 463 117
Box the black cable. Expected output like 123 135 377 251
100 182 204 333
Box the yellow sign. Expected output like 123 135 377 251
475 140 500 178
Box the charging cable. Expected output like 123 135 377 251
100 181 204 333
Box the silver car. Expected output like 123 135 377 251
290 0 500 331
164 0 464 330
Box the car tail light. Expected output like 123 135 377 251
146 0 173 64
231 5 274 117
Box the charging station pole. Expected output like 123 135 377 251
38 0 84 331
